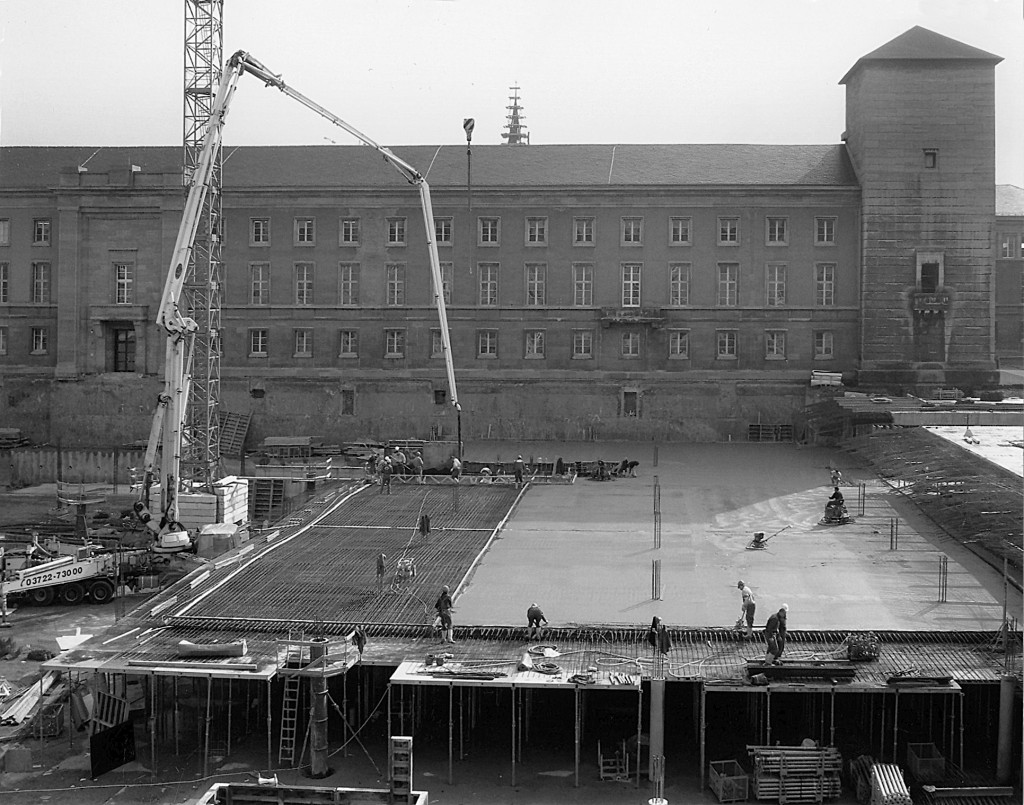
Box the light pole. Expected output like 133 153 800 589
463 118 474 211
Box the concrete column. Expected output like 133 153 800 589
649 677 665 780
996 674 1015 783
309 638 330 778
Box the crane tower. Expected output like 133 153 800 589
182 0 225 487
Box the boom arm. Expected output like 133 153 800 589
140 51 461 549
235 53 460 410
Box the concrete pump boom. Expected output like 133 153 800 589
138 51 461 552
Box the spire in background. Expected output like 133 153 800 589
501 85 530 145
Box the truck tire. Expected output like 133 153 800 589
59 582 86 605
88 579 116 604
28 587 56 606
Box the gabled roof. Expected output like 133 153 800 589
997 185 1024 217
0 143 859 191
841 26 1002 84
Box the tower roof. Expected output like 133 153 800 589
840 26 1002 84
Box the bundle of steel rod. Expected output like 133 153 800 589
748 745 843 803
868 763 911 805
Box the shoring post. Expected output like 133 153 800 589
938 554 948 603
859 482 866 516
150 677 157 779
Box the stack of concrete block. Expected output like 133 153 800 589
213 476 249 525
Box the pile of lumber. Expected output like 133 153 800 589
0 428 29 448
749 745 843 803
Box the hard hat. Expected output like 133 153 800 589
781 603 789 612
442 585 450 592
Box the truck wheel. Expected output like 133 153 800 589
88 579 116 604
59 582 86 605
28 587 56 606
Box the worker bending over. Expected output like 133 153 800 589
764 604 788 665
527 603 548 641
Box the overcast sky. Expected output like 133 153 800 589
1 0 1021 185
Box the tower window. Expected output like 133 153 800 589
923 149 938 169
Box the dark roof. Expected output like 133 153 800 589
997 185 1024 217
0 143 859 191
840 26 1002 84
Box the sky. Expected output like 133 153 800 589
1 0 1022 185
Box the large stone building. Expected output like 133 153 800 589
0 27 1016 447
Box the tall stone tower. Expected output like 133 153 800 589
841 26 1002 388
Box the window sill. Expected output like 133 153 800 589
248 352 268 358
765 355 787 361
338 353 358 359
814 242 836 248
384 354 406 360
249 242 271 248
716 355 738 361
30 350 49 356
524 354 545 360
717 242 739 247
669 242 692 248
668 355 690 361
293 354 313 359
571 355 593 360
476 354 498 360
813 355 835 361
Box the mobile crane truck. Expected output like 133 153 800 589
133 51 460 553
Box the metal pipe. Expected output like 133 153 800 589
830 687 836 746
226 678 232 758
150 676 157 779
699 684 707 792
309 638 330 778
893 689 899 764
510 686 516 787
448 683 453 785
574 686 580 788
202 676 212 779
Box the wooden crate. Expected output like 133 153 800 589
906 743 944 782
710 760 749 802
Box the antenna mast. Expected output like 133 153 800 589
501 85 530 145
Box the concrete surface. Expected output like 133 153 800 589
456 441 1020 632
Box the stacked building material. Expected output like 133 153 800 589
748 745 843 803
0 428 29 448
868 763 911 805
213 476 249 524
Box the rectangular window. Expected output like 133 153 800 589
621 331 640 357
339 330 358 358
478 262 498 306
111 326 135 372
384 329 406 358
1 263 9 302
716 330 737 359
572 329 593 359
814 331 834 360
525 330 545 358
526 216 548 245
0 326 7 355
815 217 836 246
430 329 444 358
114 263 133 304
669 263 690 306
478 217 500 246
438 262 453 305
765 330 786 360
249 328 268 357
924 148 938 169
387 217 407 246
670 217 692 245
717 263 738 306
815 263 836 307
997 232 1017 259
32 262 51 304
340 218 360 245
33 218 51 246
295 217 315 245
339 263 359 305
250 263 270 305
669 330 690 359
386 263 405 306
766 216 788 245
294 328 313 358
766 264 786 307
525 263 546 306
718 217 739 245
250 218 270 246
621 263 642 307
621 217 643 245
294 263 314 305
0 219 9 246
31 327 48 354
573 217 594 245
477 329 498 358
573 263 593 306
434 217 453 245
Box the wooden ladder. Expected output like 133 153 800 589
278 633 303 766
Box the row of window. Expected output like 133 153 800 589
246 260 839 308
241 214 841 249
245 327 837 362
997 231 1024 259
0 260 840 308
0 326 49 355
0 218 50 247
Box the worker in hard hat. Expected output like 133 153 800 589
526 602 548 641
764 604 789 664
513 455 526 488
435 585 455 643
737 580 756 638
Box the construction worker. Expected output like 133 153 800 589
450 455 462 482
376 552 387 593
411 450 424 484
764 604 789 665
513 455 526 488
379 457 393 495
435 585 455 643
526 602 548 641
737 580 756 638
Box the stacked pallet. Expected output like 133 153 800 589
748 745 843 803
868 764 910 805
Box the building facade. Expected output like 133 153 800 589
0 28 1013 447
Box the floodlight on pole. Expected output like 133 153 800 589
464 118 474 210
